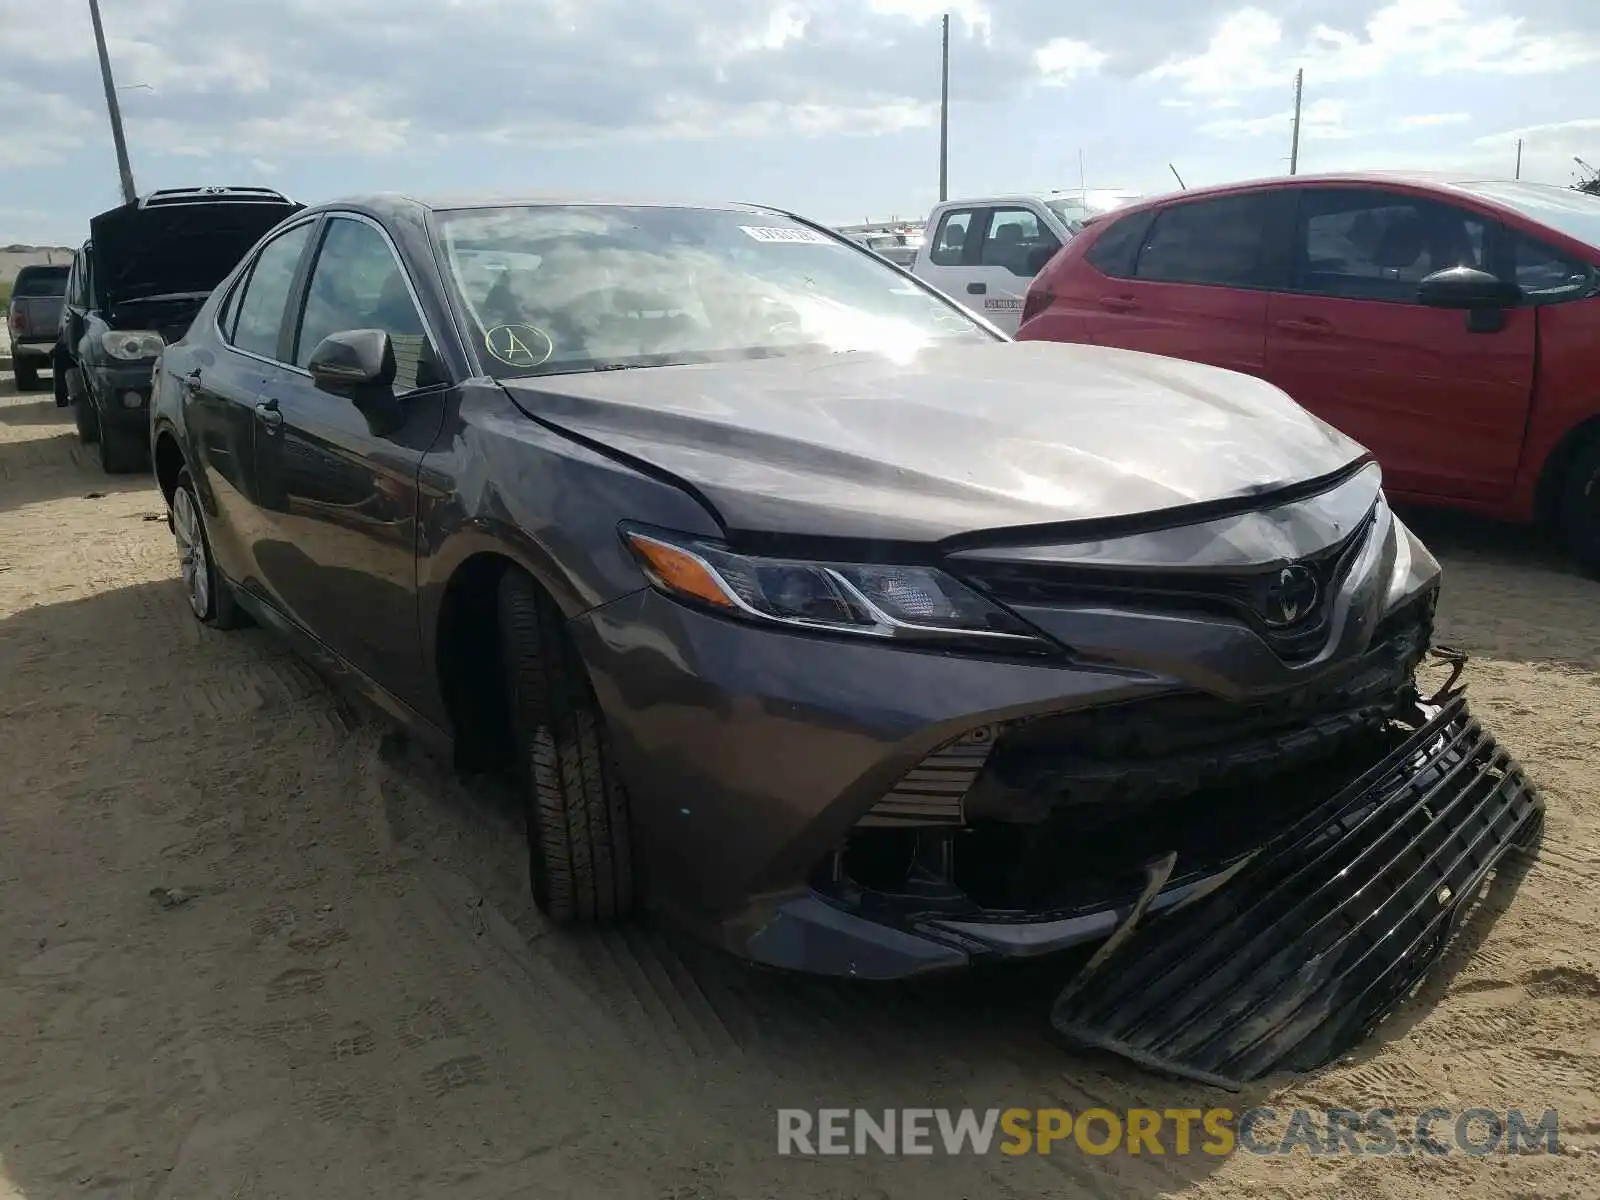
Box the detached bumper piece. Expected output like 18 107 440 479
1049 693 1543 1090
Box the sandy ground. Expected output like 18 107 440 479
1 374 1597 1200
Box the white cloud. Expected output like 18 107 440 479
1201 97 1353 140
1148 0 1600 97
1036 38 1110 85
1395 112 1472 129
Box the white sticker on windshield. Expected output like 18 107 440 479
739 225 833 244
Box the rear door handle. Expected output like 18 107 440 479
967 282 987 295
1273 316 1333 335
254 397 283 430
1098 295 1139 312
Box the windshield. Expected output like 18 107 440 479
1455 181 1600 253
433 205 993 378
1045 193 1141 234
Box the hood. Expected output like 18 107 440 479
500 341 1369 545
89 197 302 308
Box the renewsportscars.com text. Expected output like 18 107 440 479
776 1106 1561 1157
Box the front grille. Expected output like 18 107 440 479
1050 693 1544 1087
966 593 1431 823
957 514 1374 663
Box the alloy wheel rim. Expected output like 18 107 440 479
172 488 210 619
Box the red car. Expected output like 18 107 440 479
1017 172 1600 575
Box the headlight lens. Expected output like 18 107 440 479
622 525 1052 650
101 330 164 360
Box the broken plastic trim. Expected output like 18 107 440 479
1049 693 1544 1090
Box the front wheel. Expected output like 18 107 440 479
171 467 244 629
498 569 634 923
71 375 99 445
1558 437 1600 579
98 423 147 474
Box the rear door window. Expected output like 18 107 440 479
1134 193 1287 288
228 222 315 361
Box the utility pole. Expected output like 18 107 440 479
938 12 950 203
1515 138 1523 180
88 0 137 204
1288 68 1303 176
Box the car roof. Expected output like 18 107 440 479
303 192 790 219
1106 170 1570 217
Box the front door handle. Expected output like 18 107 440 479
1273 316 1333 335
179 369 202 395
967 281 988 295
254 397 283 430
1098 295 1139 313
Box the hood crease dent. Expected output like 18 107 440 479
500 342 1368 546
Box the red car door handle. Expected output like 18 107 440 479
1099 295 1139 312
1273 316 1332 335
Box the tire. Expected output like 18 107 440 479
171 467 245 629
72 384 99 445
98 422 147 474
497 569 634 923
53 356 68 407
1557 436 1600 579
14 360 40 391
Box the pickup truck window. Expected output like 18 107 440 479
928 211 976 266
13 267 68 297
978 208 1060 277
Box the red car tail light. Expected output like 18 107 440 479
1020 281 1053 327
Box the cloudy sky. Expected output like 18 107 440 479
2 0 1598 244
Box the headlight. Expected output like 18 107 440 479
622 525 1053 651
101 330 164 360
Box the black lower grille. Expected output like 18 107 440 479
968 598 1431 822
1049 693 1544 1088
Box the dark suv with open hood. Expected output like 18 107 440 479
57 186 302 472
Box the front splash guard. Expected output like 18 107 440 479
1049 692 1544 1090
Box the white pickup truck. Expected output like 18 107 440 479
910 190 1140 333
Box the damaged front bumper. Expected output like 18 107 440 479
1049 688 1543 1088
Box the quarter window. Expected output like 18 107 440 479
294 217 440 391
229 222 314 360
1134 194 1283 288
1084 209 1155 279
1293 189 1489 301
928 210 977 266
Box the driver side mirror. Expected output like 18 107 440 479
1416 266 1522 311
307 328 397 392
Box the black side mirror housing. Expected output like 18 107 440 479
307 329 397 392
1416 266 1522 311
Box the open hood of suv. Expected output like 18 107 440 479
88 189 302 307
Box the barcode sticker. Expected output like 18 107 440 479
740 225 833 244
